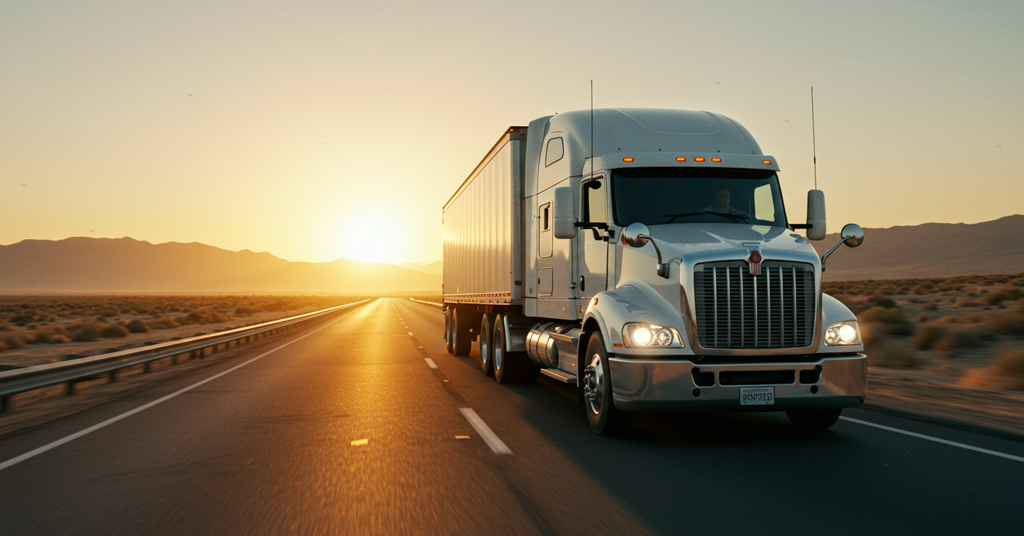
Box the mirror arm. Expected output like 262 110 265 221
576 221 609 241
640 235 670 278
819 239 845 272
790 223 812 229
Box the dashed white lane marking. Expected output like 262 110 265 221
460 408 512 455
351 439 369 446
0 314 351 473
840 416 1024 464
408 332 414 336
425 358 438 369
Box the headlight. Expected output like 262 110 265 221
824 321 861 346
622 323 683 348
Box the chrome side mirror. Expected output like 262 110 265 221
621 222 669 278
621 222 650 247
821 223 865 272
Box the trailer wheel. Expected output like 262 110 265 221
582 332 631 435
444 307 454 355
493 315 539 384
786 408 842 430
452 306 472 356
479 313 495 376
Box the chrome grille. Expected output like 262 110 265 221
693 261 815 349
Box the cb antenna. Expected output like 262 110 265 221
590 80 594 180
811 86 818 190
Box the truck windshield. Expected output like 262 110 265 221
611 168 788 228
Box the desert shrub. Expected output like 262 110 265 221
1 333 30 350
30 326 68 344
867 293 897 309
126 319 149 333
149 316 179 329
952 297 981 308
235 306 258 316
68 322 102 342
867 336 922 369
934 325 996 354
962 311 984 323
985 311 1024 336
990 349 1024 390
859 307 915 336
914 324 947 350
101 325 129 338
98 309 120 318
917 312 933 322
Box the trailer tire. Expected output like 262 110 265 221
444 307 454 354
493 315 539 384
452 306 472 357
583 332 631 435
479 313 495 376
786 408 842 430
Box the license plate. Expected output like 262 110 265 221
740 387 775 406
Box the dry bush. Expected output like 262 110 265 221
1 333 30 350
917 312 933 322
67 322 102 342
101 325 129 338
934 324 996 355
990 349 1024 389
149 316 179 330
859 307 915 336
913 324 947 350
126 319 149 333
867 335 923 369
29 326 69 344
984 310 1024 336
952 297 981 308
867 293 897 309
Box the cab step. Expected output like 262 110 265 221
540 368 577 385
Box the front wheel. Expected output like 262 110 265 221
493 315 539 384
786 408 842 430
582 332 631 435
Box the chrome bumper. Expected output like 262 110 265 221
609 354 867 413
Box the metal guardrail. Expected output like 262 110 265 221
0 299 370 413
409 298 442 308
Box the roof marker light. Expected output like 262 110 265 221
712 157 721 162
676 157 686 162
623 157 634 162
694 157 705 162
763 160 772 165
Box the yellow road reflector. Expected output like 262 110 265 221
455 435 471 439
351 439 369 446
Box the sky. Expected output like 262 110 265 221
2 0 1022 264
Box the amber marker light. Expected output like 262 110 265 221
762 160 772 165
694 157 705 162
712 157 721 162
623 157 634 162
676 157 686 162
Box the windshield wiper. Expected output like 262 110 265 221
663 211 749 224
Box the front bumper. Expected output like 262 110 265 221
609 354 866 413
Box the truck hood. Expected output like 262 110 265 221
645 223 817 263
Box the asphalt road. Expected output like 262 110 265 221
1 298 1022 535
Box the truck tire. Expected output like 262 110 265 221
444 307 454 355
493 314 539 384
452 306 472 357
479 313 495 376
786 408 842 430
582 331 631 435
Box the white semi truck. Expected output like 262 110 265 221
442 108 866 435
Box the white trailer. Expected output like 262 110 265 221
443 108 867 435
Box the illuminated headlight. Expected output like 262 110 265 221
622 323 683 348
824 321 861 346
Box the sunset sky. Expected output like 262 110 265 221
2 1 1021 264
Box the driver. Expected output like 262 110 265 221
705 187 748 216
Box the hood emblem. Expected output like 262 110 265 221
748 250 762 276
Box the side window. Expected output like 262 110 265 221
539 202 552 258
753 184 775 222
583 180 607 225
545 137 564 167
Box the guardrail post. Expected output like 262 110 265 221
66 381 76 396
144 361 151 373
109 370 118 383
1 395 9 413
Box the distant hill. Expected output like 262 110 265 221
812 215 1024 281
397 261 443 276
0 237 441 294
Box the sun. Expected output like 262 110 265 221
334 208 405 264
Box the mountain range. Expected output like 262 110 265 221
1 215 1021 293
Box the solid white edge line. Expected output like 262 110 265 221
0 311 355 473
460 408 512 455
425 358 438 369
840 416 1024 464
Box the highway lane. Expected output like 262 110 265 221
1 298 1022 535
